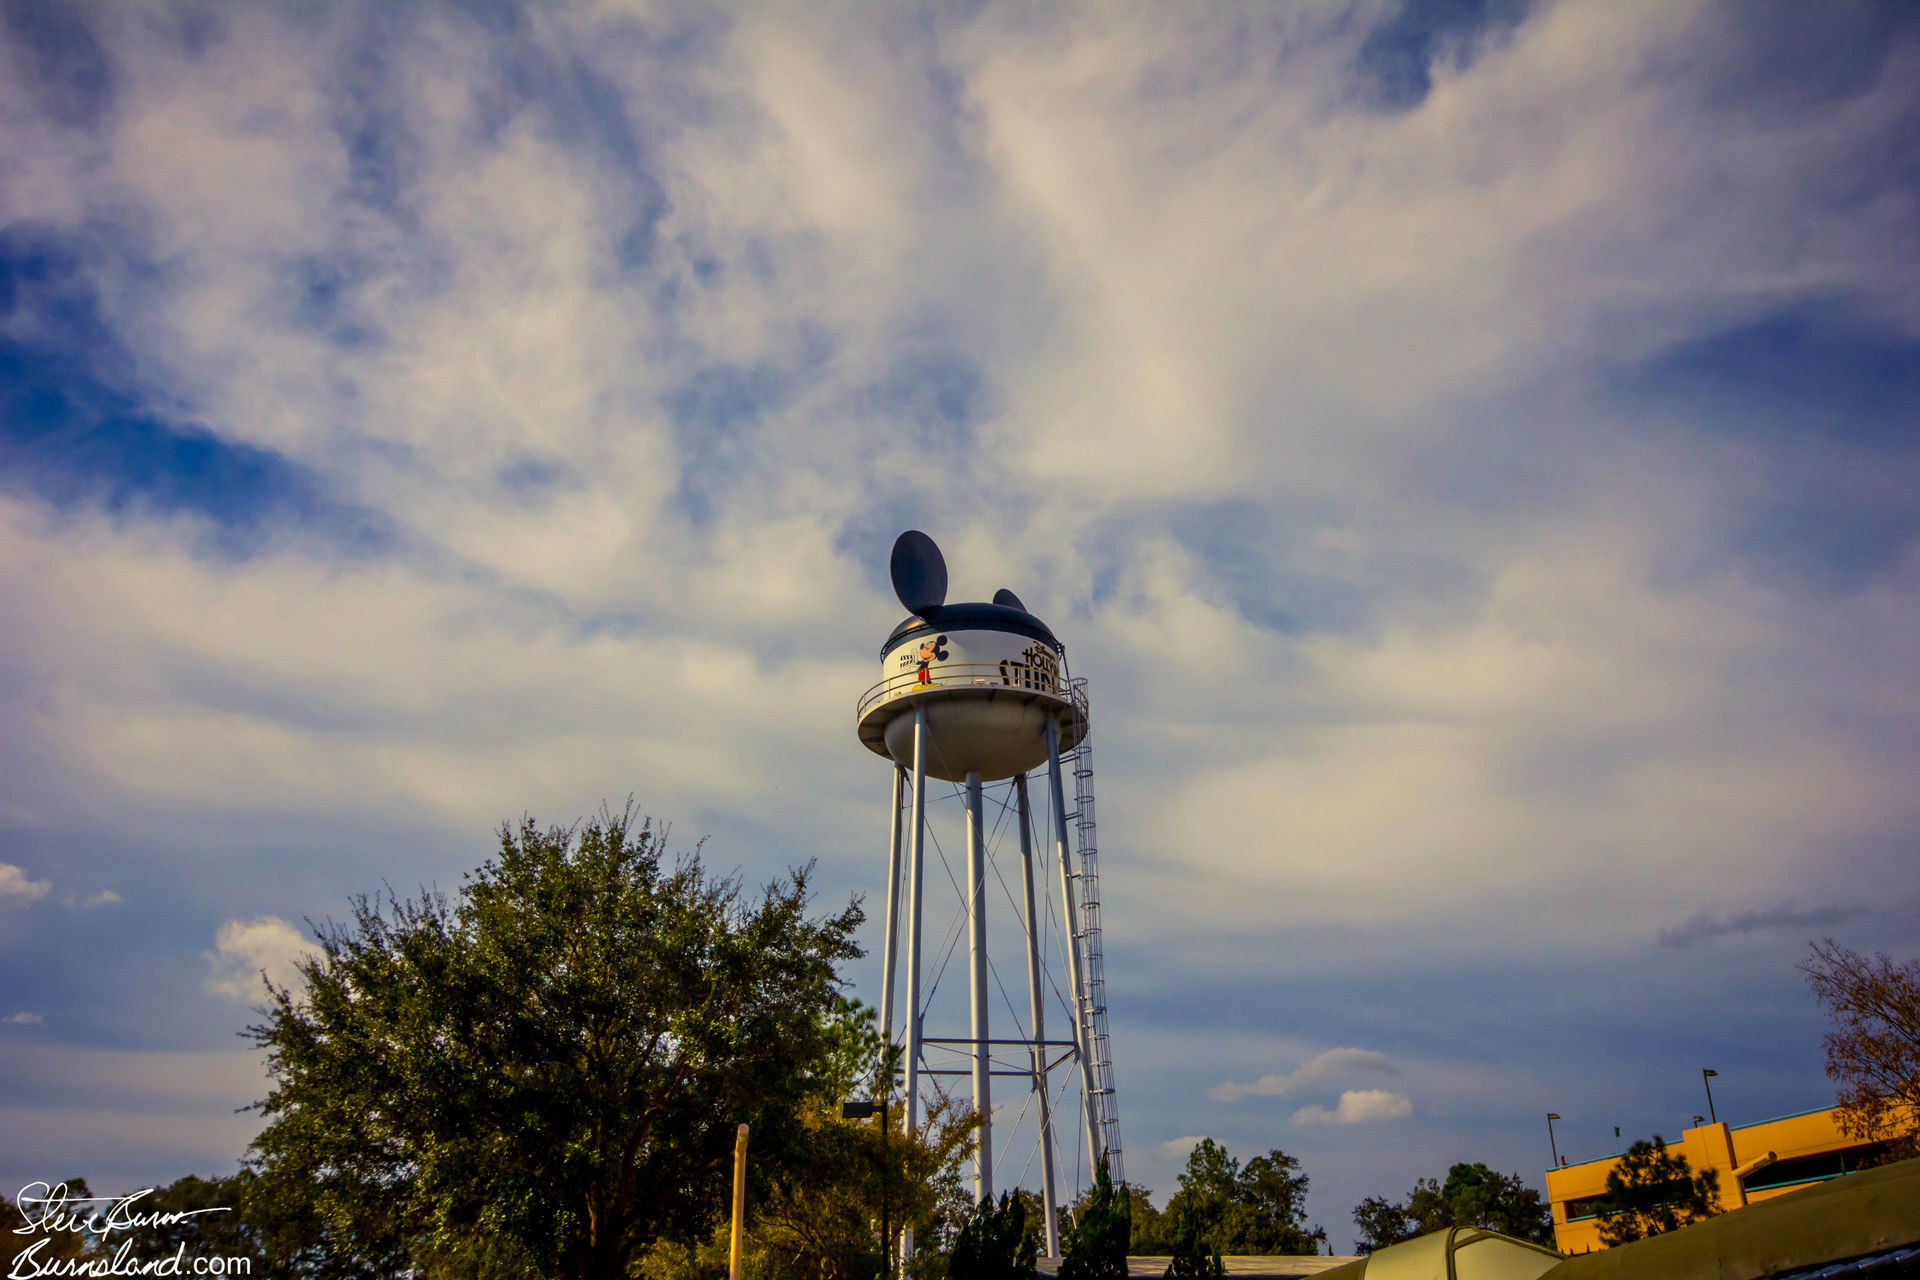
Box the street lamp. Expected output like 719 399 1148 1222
840 1098 891 1280
1702 1068 1719 1123
1547 1113 1562 1168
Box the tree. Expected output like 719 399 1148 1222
1058 1156 1131 1280
1157 1140 1325 1257
103 1173 285 1276
1233 1151 1324 1255
1592 1137 1719 1246
1801 936 1920 1163
4 1179 99 1276
752 1086 979 1280
1122 1185 1169 1255
948 1191 1038 1280
1350 1163 1552 1252
1349 1196 1413 1255
246 806 864 1279
1163 1201 1223 1280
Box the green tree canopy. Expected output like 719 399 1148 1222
1150 1140 1325 1257
1162 1200 1224 1280
246 806 864 1279
1059 1156 1131 1280
948 1190 1038 1280
4 1180 99 1277
1350 1162 1552 1252
1592 1137 1720 1246
750 1083 979 1280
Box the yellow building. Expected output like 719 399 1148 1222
1543 1106 1889 1253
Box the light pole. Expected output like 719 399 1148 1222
1702 1068 1719 1123
1547 1113 1562 1168
841 1097 891 1280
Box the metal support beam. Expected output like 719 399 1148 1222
1016 772 1061 1258
901 709 928 1261
882 766 904 1055
966 769 992 1205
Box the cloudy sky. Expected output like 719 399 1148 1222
3 0 1918 1251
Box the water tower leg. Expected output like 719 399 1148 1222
1046 717 1103 1176
965 769 992 1204
1015 773 1061 1258
902 709 929 1262
881 765 904 1058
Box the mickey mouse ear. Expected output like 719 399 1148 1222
992 588 1027 611
890 531 948 614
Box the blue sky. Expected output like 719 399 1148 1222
2 0 1918 1251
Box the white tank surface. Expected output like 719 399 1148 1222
856 532 1086 783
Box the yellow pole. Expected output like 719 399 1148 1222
730 1123 750 1280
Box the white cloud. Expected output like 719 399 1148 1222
4 1012 43 1025
0 864 51 902
203 916 318 1002
0 0 1917 1229
66 889 123 908
1210 1048 1396 1103
1155 1135 1207 1161
1292 1090 1415 1127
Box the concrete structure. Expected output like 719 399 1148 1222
1543 1105 1890 1253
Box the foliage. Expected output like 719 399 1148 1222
948 1191 1037 1280
1162 1201 1224 1280
246 806 864 1280
1349 1162 1553 1252
1801 936 1920 1162
103 1173 286 1276
1592 1137 1719 1246
1349 1196 1410 1257
754 1088 979 1280
1119 1185 1164 1254
1140 1140 1325 1257
811 995 891 1106
1058 1156 1131 1280
3 1179 98 1277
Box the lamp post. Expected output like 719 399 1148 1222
1547 1113 1562 1168
1702 1068 1719 1124
842 1096 892 1280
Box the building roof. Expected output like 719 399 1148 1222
1542 1156 1920 1280
1314 1158 1920 1280
1036 1256 1358 1279
1317 1228 1563 1280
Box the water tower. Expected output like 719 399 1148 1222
856 530 1122 1258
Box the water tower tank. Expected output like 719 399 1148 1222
856 531 1085 783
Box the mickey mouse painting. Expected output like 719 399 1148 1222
915 634 949 684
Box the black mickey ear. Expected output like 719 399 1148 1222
992 588 1027 611
890 531 948 614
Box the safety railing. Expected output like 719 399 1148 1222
856 662 1076 723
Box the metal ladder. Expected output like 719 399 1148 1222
1065 678 1123 1182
